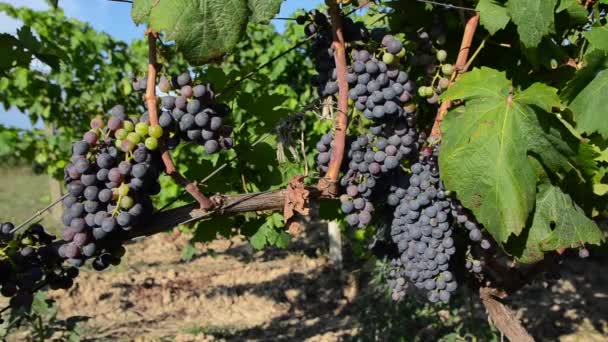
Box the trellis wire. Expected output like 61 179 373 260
416 0 477 12
9 194 69 234
217 33 317 98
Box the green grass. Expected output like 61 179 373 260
0 167 62 234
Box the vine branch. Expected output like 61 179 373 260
480 287 535 342
319 1 349 197
430 12 480 140
145 30 214 210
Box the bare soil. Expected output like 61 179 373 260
3 228 608 341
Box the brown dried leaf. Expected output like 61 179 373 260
284 176 310 235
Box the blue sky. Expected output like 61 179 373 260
0 0 323 129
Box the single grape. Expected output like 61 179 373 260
148 125 163 138
135 122 149 137
145 137 158 150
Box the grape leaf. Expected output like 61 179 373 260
537 184 603 251
584 26 608 54
248 0 283 23
556 0 589 26
249 213 289 249
507 183 603 263
180 242 196 262
131 0 154 25
561 50 608 103
440 67 591 243
506 0 557 48
131 0 285 65
148 0 249 65
569 69 608 139
476 0 510 35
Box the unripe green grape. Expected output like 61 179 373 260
115 128 128 140
436 50 447 62
145 137 158 150
135 122 149 137
118 183 130 196
441 64 454 76
396 48 406 58
120 196 134 209
148 125 163 138
425 87 435 97
115 139 123 148
127 132 141 144
417 86 427 97
123 120 134 133
382 52 395 64
550 59 558 69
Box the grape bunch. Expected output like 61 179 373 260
60 106 163 270
338 135 377 228
315 133 334 173
386 170 410 207
389 147 458 303
0 222 78 311
416 49 453 105
409 23 453 105
298 10 369 97
303 14 420 229
153 72 234 154
338 129 418 229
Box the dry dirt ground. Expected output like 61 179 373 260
3 228 608 341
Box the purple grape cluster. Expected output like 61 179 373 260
338 127 418 229
61 106 162 270
299 10 369 97
154 73 233 154
304 23 420 229
339 135 377 228
389 147 458 303
315 132 334 173
0 222 77 311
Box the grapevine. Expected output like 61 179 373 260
0 0 606 340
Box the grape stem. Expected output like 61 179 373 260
144 29 215 210
429 12 480 140
318 0 349 197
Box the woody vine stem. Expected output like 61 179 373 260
145 29 214 210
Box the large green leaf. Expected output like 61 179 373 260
440 67 590 243
507 183 603 263
506 0 557 48
584 25 608 55
569 69 608 139
149 0 248 64
556 0 589 26
248 0 284 23
534 184 603 254
131 0 285 65
561 50 608 104
476 0 510 35
131 0 154 24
